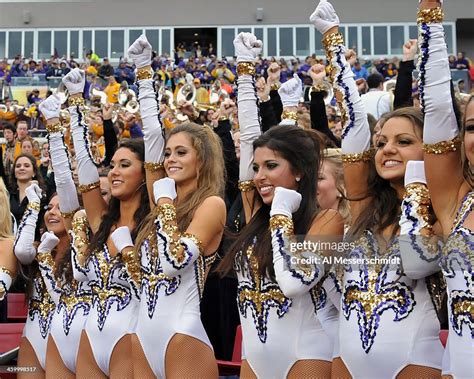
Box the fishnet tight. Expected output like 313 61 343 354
17 337 45 379
164 333 218 379
75 330 107 379
331 358 441 379
45 335 74 379
288 359 332 379
109 334 134 379
130 333 156 379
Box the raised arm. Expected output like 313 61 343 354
234 32 264 223
38 95 80 231
63 69 106 233
128 35 166 207
69 210 90 281
393 40 417 109
418 0 465 224
399 161 441 279
36 231 63 305
311 0 372 221
278 74 302 127
13 183 42 264
153 178 226 277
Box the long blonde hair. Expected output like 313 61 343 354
135 123 226 250
0 178 13 239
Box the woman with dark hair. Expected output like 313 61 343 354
115 35 226 378
218 32 343 378
9 153 46 227
418 1 473 377
312 1 444 378
61 68 149 378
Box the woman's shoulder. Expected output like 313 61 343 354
310 209 345 234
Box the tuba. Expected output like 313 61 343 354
176 83 196 105
209 80 229 106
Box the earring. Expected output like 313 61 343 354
296 177 301 182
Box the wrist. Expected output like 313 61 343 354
157 197 173 206
322 26 339 39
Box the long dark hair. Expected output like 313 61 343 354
87 139 149 256
218 125 323 279
348 107 424 238
9 153 46 193
462 95 474 187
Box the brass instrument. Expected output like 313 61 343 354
209 80 229 106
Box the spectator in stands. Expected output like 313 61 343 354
361 73 392 119
104 75 120 103
16 120 28 144
98 57 114 79
1 122 18 177
455 51 470 69
352 59 368 80
449 55 457 69
114 59 135 85
45 60 60 79
27 89 41 105
194 78 210 106
57 60 71 77
456 79 467 94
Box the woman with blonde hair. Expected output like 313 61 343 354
0 177 16 304
119 35 226 379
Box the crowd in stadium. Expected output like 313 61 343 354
0 0 472 378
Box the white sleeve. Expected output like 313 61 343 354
13 205 39 264
0 268 13 301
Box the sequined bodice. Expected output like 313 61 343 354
28 271 55 338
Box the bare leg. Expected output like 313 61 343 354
45 335 75 379
164 333 218 379
75 330 107 379
240 359 257 379
17 337 45 379
288 359 332 379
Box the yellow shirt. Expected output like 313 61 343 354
104 82 120 104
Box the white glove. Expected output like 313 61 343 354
128 34 152 69
153 177 177 203
39 94 61 120
25 183 42 204
111 226 134 253
310 0 340 35
278 74 303 108
270 187 302 218
234 32 263 63
62 68 85 96
37 231 60 254
405 161 427 186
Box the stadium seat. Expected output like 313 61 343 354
7 294 27 322
0 323 24 353
217 325 242 376
439 329 448 348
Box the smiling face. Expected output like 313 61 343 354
14 156 35 183
164 132 199 186
108 147 144 200
44 195 67 236
374 116 424 189
21 140 33 155
317 161 340 210
253 147 299 205
464 99 474 168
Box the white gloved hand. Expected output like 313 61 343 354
270 187 302 218
153 177 177 203
25 183 42 204
39 94 61 120
234 32 263 63
278 74 303 107
62 68 85 96
310 0 340 35
128 34 153 69
405 161 427 186
37 231 60 254
111 226 134 253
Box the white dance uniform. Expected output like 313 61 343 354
235 221 332 379
23 270 56 370
133 206 216 378
82 244 137 376
338 231 444 379
440 192 474 378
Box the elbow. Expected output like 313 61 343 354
14 248 36 265
276 280 307 299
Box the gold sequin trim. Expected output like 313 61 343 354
270 83 280 91
144 161 164 171
0 267 13 278
237 62 256 77
36 251 55 267
423 137 462 155
121 249 142 288
269 215 294 234
322 32 344 50
136 68 153 81
68 97 85 107
182 233 204 254
405 183 432 228
157 203 189 265
61 207 81 220
28 202 41 212
281 110 297 121
46 122 63 134
341 149 374 163
417 7 444 25
238 180 255 192
78 181 100 194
